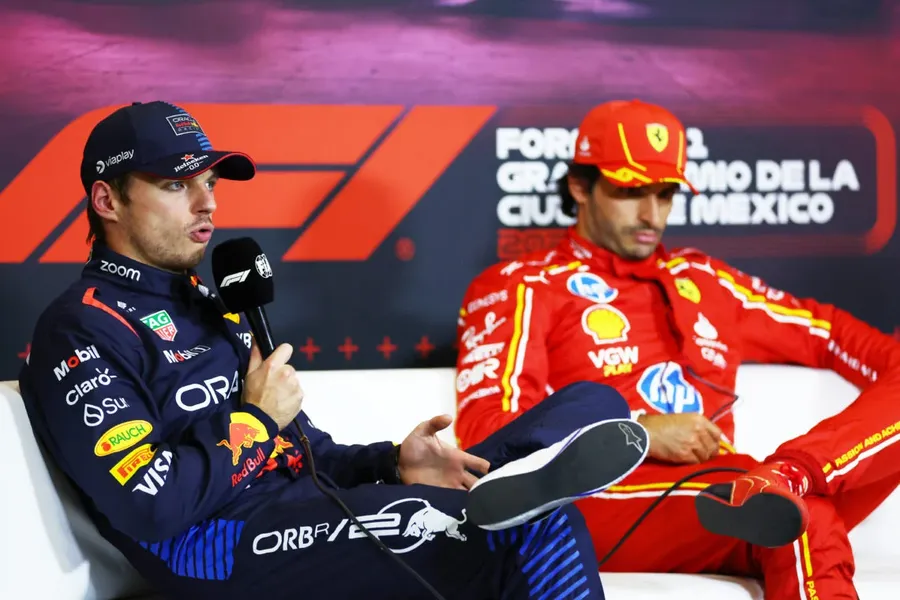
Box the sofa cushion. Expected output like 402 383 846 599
2 364 897 599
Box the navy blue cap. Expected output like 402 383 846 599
80 101 255 194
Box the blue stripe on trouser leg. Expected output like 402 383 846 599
138 518 244 581
467 381 631 469
488 506 605 599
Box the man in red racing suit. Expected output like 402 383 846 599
455 99 900 600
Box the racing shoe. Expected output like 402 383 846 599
695 461 811 548
466 419 649 531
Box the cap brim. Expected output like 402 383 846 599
597 162 698 194
139 151 256 181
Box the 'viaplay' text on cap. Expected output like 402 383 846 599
573 100 697 193
80 101 255 194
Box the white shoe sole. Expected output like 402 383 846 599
466 418 649 531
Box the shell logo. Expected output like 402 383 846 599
581 305 631 345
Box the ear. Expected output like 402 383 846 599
90 181 120 225
566 173 593 210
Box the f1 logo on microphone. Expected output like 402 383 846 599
220 270 250 287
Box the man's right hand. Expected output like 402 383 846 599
637 413 723 464
242 341 304 431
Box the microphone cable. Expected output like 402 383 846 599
595 466 749 568
291 417 449 600
586 365 752 566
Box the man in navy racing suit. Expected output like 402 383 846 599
18 101 649 599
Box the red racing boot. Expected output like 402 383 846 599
695 461 811 548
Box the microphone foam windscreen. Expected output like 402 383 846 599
211 237 275 312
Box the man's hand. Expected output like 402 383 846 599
637 413 723 464
398 415 490 489
242 341 304 431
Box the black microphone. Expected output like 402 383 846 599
211 237 276 358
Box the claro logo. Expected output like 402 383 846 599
101 260 141 281
0 104 496 264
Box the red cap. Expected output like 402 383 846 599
573 100 697 193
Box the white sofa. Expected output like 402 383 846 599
1 365 897 599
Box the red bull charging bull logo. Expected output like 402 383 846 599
581 304 631 345
218 412 270 466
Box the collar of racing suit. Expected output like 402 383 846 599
83 243 206 301
562 227 667 279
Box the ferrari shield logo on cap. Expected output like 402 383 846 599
646 123 669 153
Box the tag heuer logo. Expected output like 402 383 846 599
140 310 178 342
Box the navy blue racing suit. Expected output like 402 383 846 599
19 244 621 600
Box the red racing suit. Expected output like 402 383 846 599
455 228 900 600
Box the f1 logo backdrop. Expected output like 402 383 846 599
0 104 496 264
